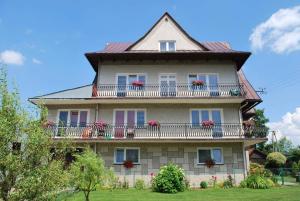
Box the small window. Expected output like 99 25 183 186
114 148 140 164
197 148 223 164
160 41 176 52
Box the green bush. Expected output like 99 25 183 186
250 163 265 175
135 179 145 190
266 152 287 168
292 161 300 177
239 180 247 188
152 163 185 193
200 181 208 189
243 175 273 189
223 175 234 188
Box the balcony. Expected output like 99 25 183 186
96 84 245 99
47 123 267 140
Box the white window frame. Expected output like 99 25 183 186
112 108 147 126
189 108 224 124
115 73 147 87
197 147 224 165
187 73 219 87
56 109 90 126
159 73 177 95
159 40 176 52
114 147 140 164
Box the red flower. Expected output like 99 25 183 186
132 80 144 87
94 120 108 131
123 160 134 169
202 120 215 128
148 120 160 127
150 173 154 177
192 80 205 86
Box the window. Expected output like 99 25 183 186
197 148 223 164
57 110 89 127
188 74 219 93
114 148 140 164
159 41 176 52
117 74 146 94
114 109 146 128
190 109 222 127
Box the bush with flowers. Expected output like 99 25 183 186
152 163 186 193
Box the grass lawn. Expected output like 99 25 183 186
58 186 300 201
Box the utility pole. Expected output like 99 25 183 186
271 131 277 152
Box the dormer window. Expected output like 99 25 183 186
159 41 176 52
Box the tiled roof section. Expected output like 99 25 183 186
238 70 261 101
99 42 132 53
99 42 237 53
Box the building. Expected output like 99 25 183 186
29 12 267 186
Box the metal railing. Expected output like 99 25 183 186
96 84 245 98
46 123 267 139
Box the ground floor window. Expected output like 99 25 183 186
197 147 223 164
114 147 140 164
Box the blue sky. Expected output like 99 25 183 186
1 0 300 144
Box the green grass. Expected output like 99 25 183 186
58 186 300 201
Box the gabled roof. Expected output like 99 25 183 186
85 12 251 72
125 12 209 51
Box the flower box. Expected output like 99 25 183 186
202 120 215 128
205 158 216 168
192 80 205 86
123 160 134 169
148 120 160 127
131 80 144 87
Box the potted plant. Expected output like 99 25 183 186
94 120 107 137
42 120 55 128
148 120 160 128
205 158 216 168
202 120 215 128
127 128 135 138
230 89 241 96
123 160 134 169
131 80 144 87
243 120 254 138
192 80 205 86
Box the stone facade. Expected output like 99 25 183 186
93 142 246 187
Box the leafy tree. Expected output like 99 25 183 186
266 152 287 169
253 109 270 153
70 149 113 201
0 67 69 201
277 137 293 154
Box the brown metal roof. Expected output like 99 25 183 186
238 70 261 101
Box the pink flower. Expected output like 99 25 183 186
148 120 159 127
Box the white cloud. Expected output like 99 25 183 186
268 107 300 145
32 58 42 64
0 50 25 65
250 5 300 54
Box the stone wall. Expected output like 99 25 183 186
94 142 246 187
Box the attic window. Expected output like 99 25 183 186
159 41 176 52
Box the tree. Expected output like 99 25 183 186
253 109 270 153
266 152 287 169
70 149 113 201
0 67 69 201
277 137 293 154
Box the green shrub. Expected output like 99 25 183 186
239 180 247 188
292 161 300 177
250 163 265 175
223 175 234 188
184 178 190 190
266 152 287 168
243 175 273 189
271 175 279 184
200 181 208 189
152 163 185 193
135 179 145 190
121 178 129 189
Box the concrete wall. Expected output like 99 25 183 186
92 142 246 187
98 63 239 86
